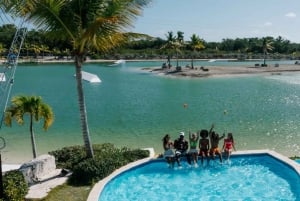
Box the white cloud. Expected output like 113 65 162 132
285 12 296 18
264 22 272 26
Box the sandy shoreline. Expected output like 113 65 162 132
2 57 300 78
142 64 300 78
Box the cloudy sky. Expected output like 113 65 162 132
131 0 300 42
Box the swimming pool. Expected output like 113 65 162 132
89 151 300 201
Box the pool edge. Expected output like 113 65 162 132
87 148 155 201
87 149 300 201
233 150 300 175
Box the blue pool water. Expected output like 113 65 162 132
99 154 300 201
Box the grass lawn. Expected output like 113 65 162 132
27 184 92 201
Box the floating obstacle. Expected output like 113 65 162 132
75 71 101 83
109 59 126 66
0 73 6 82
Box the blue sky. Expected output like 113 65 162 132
131 0 300 43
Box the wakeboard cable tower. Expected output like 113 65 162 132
0 19 27 128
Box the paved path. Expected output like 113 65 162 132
25 175 69 199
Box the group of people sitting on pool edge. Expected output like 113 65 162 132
162 124 236 168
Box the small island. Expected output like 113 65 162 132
143 63 300 78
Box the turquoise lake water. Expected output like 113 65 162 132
1 60 300 163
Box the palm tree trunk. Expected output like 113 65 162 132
263 51 266 66
30 115 37 158
191 54 194 69
74 54 94 158
176 51 179 67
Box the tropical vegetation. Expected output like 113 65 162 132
189 34 205 68
5 95 54 158
0 143 149 201
262 37 274 66
2 170 28 201
49 143 149 185
0 24 299 62
1 0 152 159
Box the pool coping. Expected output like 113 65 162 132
87 149 300 201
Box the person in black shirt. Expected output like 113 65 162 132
174 132 191 167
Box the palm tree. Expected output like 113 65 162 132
5 95 54 158
23 42 31 59
31 44 41 59
40 44 50 59
190 34 205 69
52 48 61 60
175 31 184 68
161 31 184 69
161 31 176 67
4 0 150 158
262 37 273 66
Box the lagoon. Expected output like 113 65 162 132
1 60 300 163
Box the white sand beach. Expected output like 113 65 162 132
143 64 300 78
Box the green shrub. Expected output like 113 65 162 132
49 145 87 169
121 147 149 162
60 143 150 185
2 170 28 201
69 157 117 185
290 156 300 160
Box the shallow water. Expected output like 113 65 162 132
1 60 300 163
99 155 300 201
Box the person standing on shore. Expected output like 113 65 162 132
174 132 191 167
162 134 175 168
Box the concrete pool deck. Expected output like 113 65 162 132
87 149 300 201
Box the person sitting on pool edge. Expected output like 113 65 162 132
188 131 199 167
162 134 175 168
174 132 191 167
222 132 236 161
209 124 225 163
198 129 210 166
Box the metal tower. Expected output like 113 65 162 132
0 21 27 127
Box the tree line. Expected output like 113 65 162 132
1 25 300 61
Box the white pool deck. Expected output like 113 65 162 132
87 149 300 201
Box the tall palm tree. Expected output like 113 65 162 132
190 34 205 69
174 31 184 68
4 0 151 158
176 31 184 43
262 37 273 66
161 31 184 69
161 31 176 67
5 95 54 158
